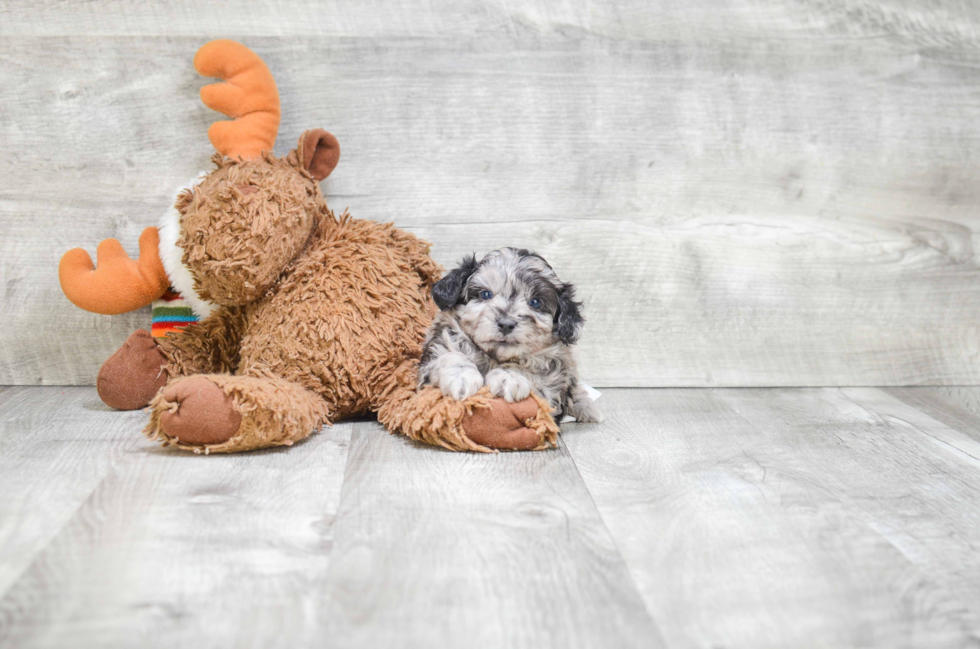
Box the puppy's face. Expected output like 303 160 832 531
432 248 583 361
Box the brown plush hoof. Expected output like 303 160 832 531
97 329 169 410
462 397 543 451
159 377 242 446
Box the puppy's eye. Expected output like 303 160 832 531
528 298 542 309
479 290 493 300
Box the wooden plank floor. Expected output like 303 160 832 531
1 387 979 648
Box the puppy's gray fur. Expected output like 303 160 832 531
419 248 601 424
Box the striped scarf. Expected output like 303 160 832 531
151 289 199 337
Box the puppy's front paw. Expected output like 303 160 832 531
439 367 484 401
485 368 532 402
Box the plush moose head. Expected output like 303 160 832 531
59 40 340 317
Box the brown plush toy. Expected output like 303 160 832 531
59 40 558 454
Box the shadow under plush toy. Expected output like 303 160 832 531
58 40 558 453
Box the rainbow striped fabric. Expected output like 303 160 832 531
151 289 200 337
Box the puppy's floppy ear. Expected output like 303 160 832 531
554 283 584 344
432 255 478 310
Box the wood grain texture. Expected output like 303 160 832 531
315 420 662 648
3 1 980 386
562 388 980 648
923 387 980 420
886 387 980 444
0 388 352 649
0 387 143 595
0 389 660 649
3 0 980 41
5 387 980 647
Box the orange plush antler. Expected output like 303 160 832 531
59 227 170 315
194 40 280 159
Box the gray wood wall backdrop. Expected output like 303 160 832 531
2 0 980 387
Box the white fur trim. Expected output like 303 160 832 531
158 172 216 319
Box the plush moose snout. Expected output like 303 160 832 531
175 155 323 306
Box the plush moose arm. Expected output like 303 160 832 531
155 306 247 377
377 361 559 452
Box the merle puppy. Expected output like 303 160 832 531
419 248 601 423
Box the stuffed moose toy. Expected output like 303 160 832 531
58 40 558 453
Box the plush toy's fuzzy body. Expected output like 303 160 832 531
149 208 436 449
141 202 557 453
60 40 559 454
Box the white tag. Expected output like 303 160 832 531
561 384 601 423
582 384 601 402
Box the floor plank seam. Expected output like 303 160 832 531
557 435 670 646
0 442 131 601
841 389 980 467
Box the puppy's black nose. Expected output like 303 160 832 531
497 317 517 335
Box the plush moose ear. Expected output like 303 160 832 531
554 283 584 345
431 255 478 310
297 129 341 181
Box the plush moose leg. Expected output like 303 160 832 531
96 308 246 411
97 330 169 410
376 362 559 452
145 374 330 454
379 385 559 452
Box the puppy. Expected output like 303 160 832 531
419 248 601 423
